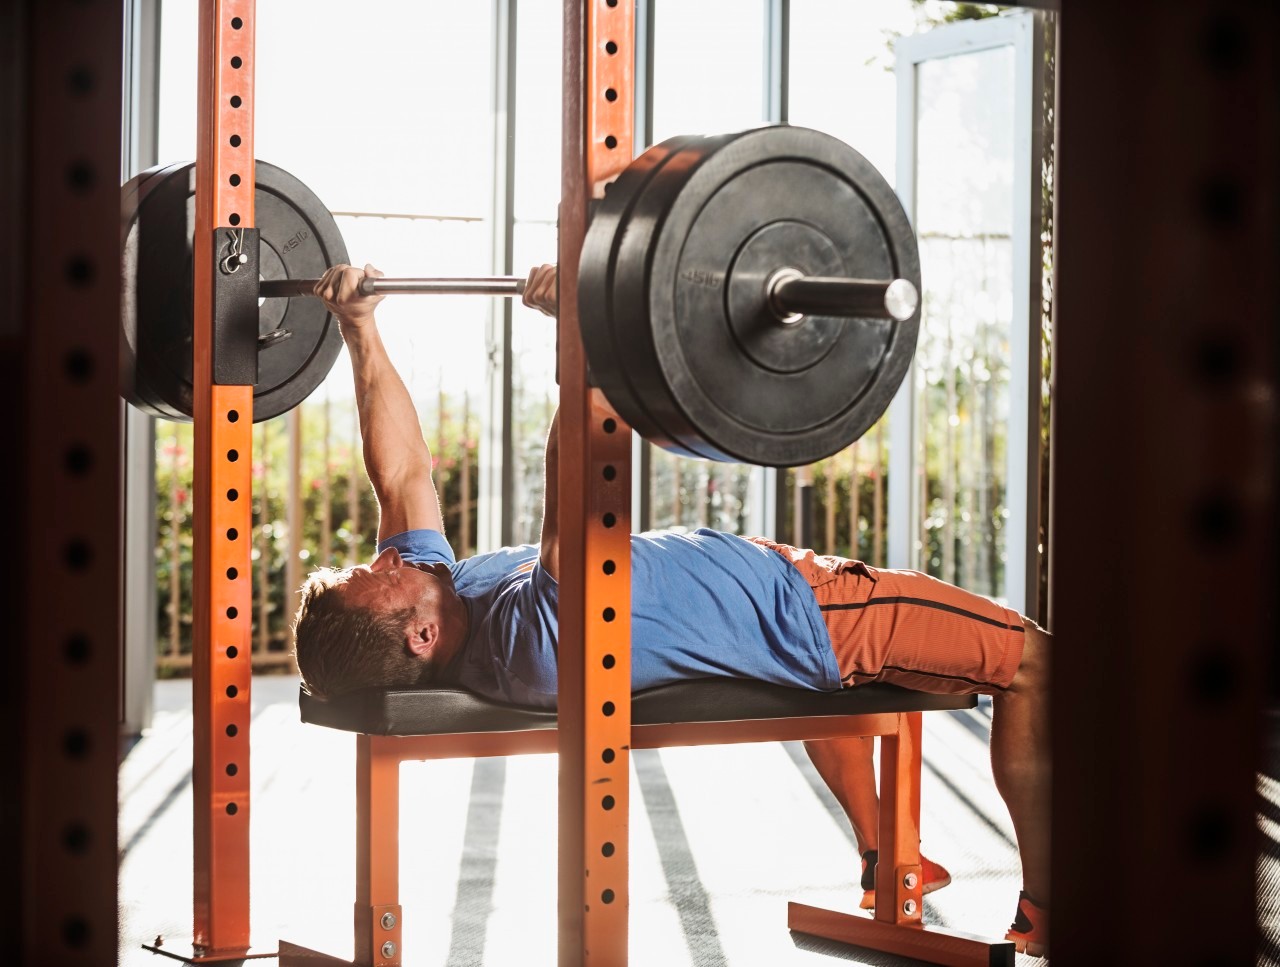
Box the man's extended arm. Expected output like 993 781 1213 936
520 264 561 579
540 410 559 579
316 264 444 542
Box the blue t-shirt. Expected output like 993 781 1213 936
377 527 840 708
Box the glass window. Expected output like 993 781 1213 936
788 0 916 181
647 0 767 535
910 45 1016 599
652 0 766 144
507 0 565 547
151 1 495 662
511 222 559 546
891 10 1047 613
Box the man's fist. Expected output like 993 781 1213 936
315 263 386 330
523 264 558 318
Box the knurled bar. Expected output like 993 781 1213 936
558 1 635 964
191 0 256 953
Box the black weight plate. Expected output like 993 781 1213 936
578 135 702 453
588 126 921 467
121 160 347 422
652 127 920 466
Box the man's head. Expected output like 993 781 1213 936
293 546 468 699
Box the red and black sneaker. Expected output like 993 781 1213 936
858 850 953 911
1005 890 1049 957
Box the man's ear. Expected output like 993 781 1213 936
405 622 439 658
370 545 403 572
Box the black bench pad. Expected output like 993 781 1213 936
299 680 977 737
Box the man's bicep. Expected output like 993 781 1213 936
375 465 445 542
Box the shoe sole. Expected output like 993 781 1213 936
858 873 953 911
1005 933 1047 957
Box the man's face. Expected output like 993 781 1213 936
339 546 456 616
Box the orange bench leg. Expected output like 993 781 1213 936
788 712 1016 967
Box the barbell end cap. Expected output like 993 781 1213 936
885 278 919 322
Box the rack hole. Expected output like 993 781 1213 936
227 449 239 462
229 212 241 226
62 918 90 949
227 645 239 659
226 528 238 541
68 67 94 94
603 465 616 481
227 408 240 422
226 724 238 737
602 654 616 669
64 729 90 759
67 162 94 192
227 488 239 501
227 606 238 619
602 701 615 716
230 95 242 108
602 748 615 763
64 540 93 571
604 135 618 150
231 16 243 28
226 802 238 815
62 823 91 854
602 795 615 810
605 88 617 102
602 889 615 904
226 763 238 776
602 842 615 857
229 134 242 148
227 685 238 698
64 635 91 664
602 512 616 528
65 445 93 476
66 256 94 286
64 349 94 383
227 566 239 580
603 607 616 622
603 418 617 433
229 173 242 187
230 56 243 69
602 559 616 575
605 40 618 55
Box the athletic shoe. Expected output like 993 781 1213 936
1005 890 1049 957
857 849 953 911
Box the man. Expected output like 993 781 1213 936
293 264 1051 957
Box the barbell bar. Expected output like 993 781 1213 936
257 276 527 299
257 272 919 323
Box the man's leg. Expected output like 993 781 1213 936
990 618 1051 905
803 736 878 853
804 736 952 910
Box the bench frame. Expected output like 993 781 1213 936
280 708 1012 967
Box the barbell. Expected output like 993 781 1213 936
257 273 917 324
121 125 921 466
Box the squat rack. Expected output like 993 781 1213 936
180 2 998 965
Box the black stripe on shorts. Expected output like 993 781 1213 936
819 595 1024 632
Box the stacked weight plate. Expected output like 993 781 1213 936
121 160 348 422
579 125 922 468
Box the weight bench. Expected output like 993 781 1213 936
280 680 1016 967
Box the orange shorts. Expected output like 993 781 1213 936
749 539 1026 695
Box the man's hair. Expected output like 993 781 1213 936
292 567 435 699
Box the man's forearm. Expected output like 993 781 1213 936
344 324 432 495
540 409 559 578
